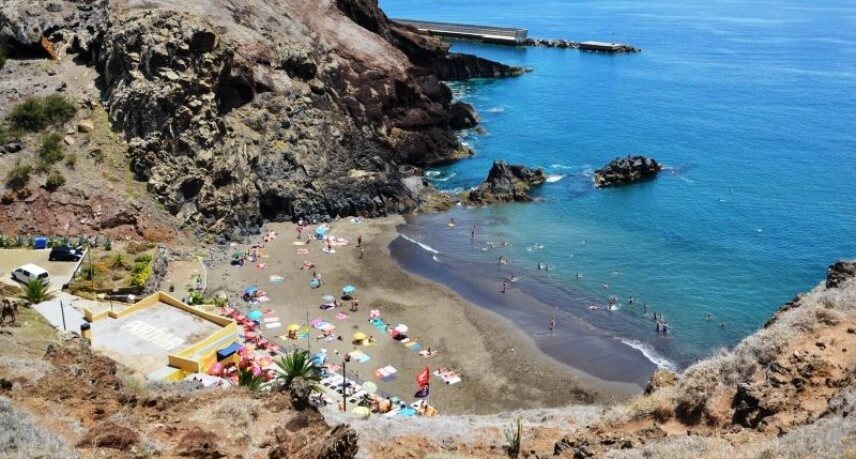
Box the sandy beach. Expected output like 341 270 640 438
206 216 638 415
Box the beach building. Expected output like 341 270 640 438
81 291 239 381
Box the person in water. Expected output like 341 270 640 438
576 272 582 279
471 225 477 241
501 280 507 294
550 317 557 334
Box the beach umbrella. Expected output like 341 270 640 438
394 324 408 333
322 294 336 304
342 285 356 295
247 310 263 321
353 332 367 342
287 324 301 332
351 406 371 418
362 381 378 395
244 285 258 296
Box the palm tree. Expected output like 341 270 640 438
18 279 56 304
274 350 321 391
237 367 265 391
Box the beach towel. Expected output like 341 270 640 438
293 241 305 246
269 275 285 283
373 365 398 381
296 249 309 255
408 343 423 352
256 263 267 269
263 317 280 323
348 350 370 363
322 248 336 254
434 369 462 385
310 318 324 326
335 312 350 320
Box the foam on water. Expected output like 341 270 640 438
545 174 565 183
400 234 440 254
619 338 678 371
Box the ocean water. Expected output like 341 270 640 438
381 0 856 370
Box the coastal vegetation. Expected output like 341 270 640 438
6 95 76 132
275 350 322 391
17 279 56 304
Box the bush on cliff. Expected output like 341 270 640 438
0 46 6 70
38 133 64 164
7 95 76 132
45 170 66 191
4 161 32 191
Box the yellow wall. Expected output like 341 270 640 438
84 291 238 377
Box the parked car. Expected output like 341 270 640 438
49 246 82 262
11 264 50 285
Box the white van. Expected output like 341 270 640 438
11 264 50 285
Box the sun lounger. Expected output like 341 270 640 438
264 322 282 329
269 275 285 283
263 317 280 323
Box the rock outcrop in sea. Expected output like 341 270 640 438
594 155 661 187
0 0 523 239
468 160 546 203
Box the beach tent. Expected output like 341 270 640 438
287 324 301 332
342 285 357 295
247 310 264 322
310 350 327 366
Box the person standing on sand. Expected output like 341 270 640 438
550 317 557 334
357 235 362 247
359 247 365 259
501 280 507 294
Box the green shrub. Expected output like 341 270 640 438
44 170 65 191
5 161 31 190
64 152 77 169
129 262 152 288
0 46 6 70
0 124 9 144
134 254 153 263
6 95 76 132
38 133 64 164
102 238 112 251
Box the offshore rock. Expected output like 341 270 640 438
468 160 546 203
594 155 661 187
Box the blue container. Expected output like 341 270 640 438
33 236 48 249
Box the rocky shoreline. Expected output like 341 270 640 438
525 38 641 52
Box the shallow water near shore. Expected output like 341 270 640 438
383 0 856 370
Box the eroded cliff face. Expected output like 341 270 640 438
0 0 521 238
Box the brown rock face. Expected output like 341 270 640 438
76 422 140 450
0 0 525 238
176 427 225 458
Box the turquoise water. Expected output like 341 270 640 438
381 0 856 368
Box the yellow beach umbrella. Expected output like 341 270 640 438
353 332 367 341
287 323 301 332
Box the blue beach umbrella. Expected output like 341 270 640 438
247 310 263 322
310 350 327 366
342 285 356 295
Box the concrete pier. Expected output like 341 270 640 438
393 19 528 45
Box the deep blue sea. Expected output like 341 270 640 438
381 0 856 369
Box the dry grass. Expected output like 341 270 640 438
746 415 856 459
0 397 76 458
0 356 52 383
191 397 262 429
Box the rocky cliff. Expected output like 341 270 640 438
0 0 523 239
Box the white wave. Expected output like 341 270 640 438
432 255 439 262
425 170 442 178
400 234 440 254
545 174 565 183
426 172 456 183
550 164 573 170
679 176 695 184
486 107 505 113
619 338 677 371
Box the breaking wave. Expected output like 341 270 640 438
400 234 440 254
618 338 677 371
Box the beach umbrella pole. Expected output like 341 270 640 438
342 359 347 413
